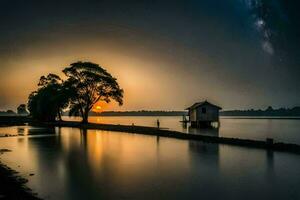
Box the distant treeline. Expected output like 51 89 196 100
90 111 188 116
0 110 16 116
91 106 300 117
3 106 300 117
221 106 300 116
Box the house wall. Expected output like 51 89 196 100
189 109 197 121
194 105 219 122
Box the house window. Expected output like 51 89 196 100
202 107 206 114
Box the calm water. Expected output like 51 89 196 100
0 127 300 200
64 116 300 144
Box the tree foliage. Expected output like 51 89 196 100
63 61 123 123
27 62 124 123
17 104 29 115
28 74 70 121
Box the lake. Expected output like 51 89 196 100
0 117 300 199
64 116 300 144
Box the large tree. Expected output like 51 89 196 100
63 61 123 123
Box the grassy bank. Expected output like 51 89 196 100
0 149 41 200
30 121 300 155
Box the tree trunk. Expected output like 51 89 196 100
57 109 62 121
82 110 89 124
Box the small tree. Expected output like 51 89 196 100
6 110 16 116
63 61 123 123
17 104 29 115
28 74 70 121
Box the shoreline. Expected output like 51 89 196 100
29 120 300 155
0 116 31 127
0 150 41 200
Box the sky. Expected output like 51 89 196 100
0 0 299 111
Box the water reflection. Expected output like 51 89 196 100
0 126 56 137
266 150 274 179
189 140 219 155
24 129 194 199
0 127 300 200
17 127 25 135
181 121 220 137
186 125 219 136
28 127 56 135
189 140 220 169
63 116 300 144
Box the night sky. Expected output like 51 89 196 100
0 0 299 111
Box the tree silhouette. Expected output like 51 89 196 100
28 74 71 121
27 62 123 123
17 104 29 115
63 61 123 123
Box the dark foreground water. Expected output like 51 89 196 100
0 126 300 200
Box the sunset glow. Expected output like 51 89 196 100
96 106 101 110
93 102 107 112
0 1 299 111
0 1 300 200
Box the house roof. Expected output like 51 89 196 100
185 101 222 110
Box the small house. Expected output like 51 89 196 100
186 101 222 127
